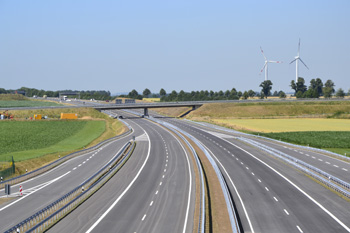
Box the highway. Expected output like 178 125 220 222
0 120 142 232
146 110 350 233
49 112 196 233
3 102 350 233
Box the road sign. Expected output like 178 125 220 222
19 185 23 196
5 184 10 195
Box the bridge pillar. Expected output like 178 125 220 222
192 105 199 110
144 108 149 116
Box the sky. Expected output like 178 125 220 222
1 0 349 94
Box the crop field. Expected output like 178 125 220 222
188 101 350 119
0 100 62 108
210 118 350 133
0 120 105 161
256 131 350 155
142 98 160 102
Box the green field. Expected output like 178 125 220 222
0 120 105 161
256 131 350 156
0 100 62 108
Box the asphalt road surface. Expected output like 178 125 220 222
49 112 196 233
150 111 350 233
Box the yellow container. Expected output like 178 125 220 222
34 114 42 120
60 113 78 119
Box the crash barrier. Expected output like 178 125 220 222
0 127 132 189
124 109 240 233
152 118 241 233
153 119 206 233
186 120 350 198
187 119 350 163
5 141 135 233
238 137 350 198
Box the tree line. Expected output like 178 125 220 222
0 87 113 100
127 77 347 102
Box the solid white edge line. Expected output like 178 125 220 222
199 142 255 233
148 119 193 233
85 126 151 233
220 137 350 232
0 171 71 212
296 225 303 233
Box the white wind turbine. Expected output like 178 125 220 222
290 39 309 82
260 47 282 81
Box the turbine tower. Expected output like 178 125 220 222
290 39 309 82
260 47 282 81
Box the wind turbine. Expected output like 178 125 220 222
260 47 282 81
290 39 309 82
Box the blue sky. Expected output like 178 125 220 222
1 0 349 94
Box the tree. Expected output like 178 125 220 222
290 77 307 96
128 89 139 99
248 90 255 98
259 80 273 99
279 91 286 98
335 88 345 98
237 91 242 99
309 78 323 97
159 88 166 97
143 88 151 98
242 91 249 100
323 79 335 98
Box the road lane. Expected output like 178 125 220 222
160 116 350 233
49 116 196 233
0 120 143 232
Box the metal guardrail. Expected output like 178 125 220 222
238 137 350 197
146 114 240 233
186 120 350 198
5 141 135 233
187 119 350 163
0 124 132 189
150 118 206 233
122 109 206 233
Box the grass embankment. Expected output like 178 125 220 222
152 107 192 117
185 101 350 156
0 108 127 175
0 94 62 108
187 101 350 119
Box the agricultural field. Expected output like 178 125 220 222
0 94 62 108
0 107 127 174
210 118 350 133
0 100 62 108
0 120 105 161
256 131 350 156
187 101 350 119
185 100 350 156
142 98 160 102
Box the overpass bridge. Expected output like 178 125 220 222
0 101 203 117
93 102 202 116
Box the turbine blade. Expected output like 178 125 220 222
260 46 267 60
299 58 309 69
298 38 301 56
260 62 267 72
269 60 283 63
289 59 297 64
